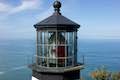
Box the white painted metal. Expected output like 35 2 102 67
32 76 39 80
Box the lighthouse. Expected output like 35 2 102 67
30 0 84 80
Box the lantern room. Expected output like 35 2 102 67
30 1 84 80
35 27 78 68
34 1 80 68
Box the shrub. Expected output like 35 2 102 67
112 72 120 80
90 66 109 80
90 66 120 80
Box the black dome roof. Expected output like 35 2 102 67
34 1 80 30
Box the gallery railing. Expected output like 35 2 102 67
31 55 85 68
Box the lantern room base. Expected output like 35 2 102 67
29 63 84 73
32 69 80 80
30 64 84 80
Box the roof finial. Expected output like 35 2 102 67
53 0 61 15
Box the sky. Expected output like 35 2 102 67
0 0 120 40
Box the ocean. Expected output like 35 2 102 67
0 39 120 80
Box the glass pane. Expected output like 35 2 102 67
68 32 73 57
43 32 47 66
57 32 66 67
37 31 42 65
48 32 57 67
42 32 44 61
42 32 44 44
67 58 72 66
57 32 65 44
67 32 74 66
74 31 77 65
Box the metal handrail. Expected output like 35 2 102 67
31 55 85 67
33 55 73 59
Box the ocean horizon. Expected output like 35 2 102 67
0 39 120 80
